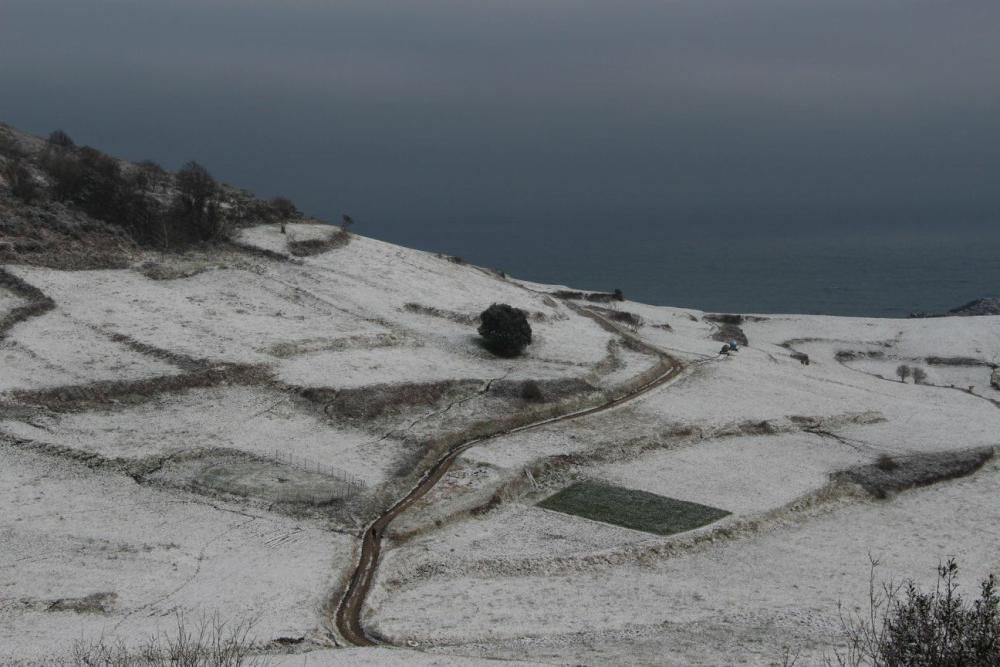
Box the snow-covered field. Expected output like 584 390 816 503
2 224 998 665
0 444 350 665
369 301 1000 665
0 309 180 392
371 459 1000 666
0 386 392 487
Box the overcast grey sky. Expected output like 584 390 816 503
2 0 998 251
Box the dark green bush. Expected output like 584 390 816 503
478 303 532 358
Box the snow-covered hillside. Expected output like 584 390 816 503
1 224 998 665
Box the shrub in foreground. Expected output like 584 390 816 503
478 303 532 357
831 558 1000 666
73 612 264 666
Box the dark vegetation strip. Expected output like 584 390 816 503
0 267 56 339
100 330 214 371
538 480 730 536
287 230 350 256
925 356 996 368
704 314 750 346
224 239 301 263
833 448 995 499
550 289 624 303
9 364 271 412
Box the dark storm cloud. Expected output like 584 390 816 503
1 0 998 244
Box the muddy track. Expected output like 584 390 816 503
332 309 685 646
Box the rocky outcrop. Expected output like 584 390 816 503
910 297 1000 318
948 297 1000 317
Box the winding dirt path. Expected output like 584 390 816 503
333 310 686 646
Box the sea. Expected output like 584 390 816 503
373 224 1000 318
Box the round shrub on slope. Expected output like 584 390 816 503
478 303 532 358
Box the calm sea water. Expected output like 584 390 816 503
372 224 1000 318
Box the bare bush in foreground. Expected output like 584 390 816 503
72 612 265 667
829 557 1000 666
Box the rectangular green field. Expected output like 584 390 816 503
538 480 730 536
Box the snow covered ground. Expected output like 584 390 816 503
0 309 180 392
0 444 350 665
0 286 27 316
368 302 1000 665
371 459 1000 666
0 386 391 487
2 224 998 664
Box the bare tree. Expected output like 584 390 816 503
138 160 167 193
2 158 40 204
270 196 298 219
895 364 911 383
174 161 221 240
911 367 927 385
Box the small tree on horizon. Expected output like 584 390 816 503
895 364 911 383
270 196 298 220
174 161 221 240
47 129 75 150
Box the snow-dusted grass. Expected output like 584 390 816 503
7 265 380 366
0 445 352 665
846 356 995 395
236 222 335 257
4 227 1000 665
595 433 866 515
0 385 391 487
8 227 621 394
267 648 548 666
365 306 1000 665
745 312 1000 364
370 460 1000 665
0 310 179 393
0 287 27 318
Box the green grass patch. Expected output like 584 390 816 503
538 480 730 536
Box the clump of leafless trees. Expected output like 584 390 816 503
895 364 927 384
0 126 302 250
